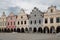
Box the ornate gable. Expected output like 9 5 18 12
47 5 56 13
9 12 14 17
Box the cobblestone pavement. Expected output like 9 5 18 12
0 32 60 40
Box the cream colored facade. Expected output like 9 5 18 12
0 12 6 29
43 5 60 33
16 9 29 29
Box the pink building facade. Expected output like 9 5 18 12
6 12 17 29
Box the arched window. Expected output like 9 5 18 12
8 22 9 25
24 21 26 24
45 18 48 23
11 22 12 25
18 21 19 25
14 22 15 25
51 9 53 13
34 14 36 17
21 21 23 24
30 21 32 24
34 20 36 24
21 16 23 18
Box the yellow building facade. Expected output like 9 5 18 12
43 5 60 33
0 12 6 31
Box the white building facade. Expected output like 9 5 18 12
29 7 43 33
15 9 29 32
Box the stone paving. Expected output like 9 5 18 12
0 32 60 40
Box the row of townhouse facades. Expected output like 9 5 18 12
0 5 60 33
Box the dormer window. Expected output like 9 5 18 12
21 16 23 18
31 12 32 14
34 7 36 9
32 10 34 12
51 9 53 13
34 14 36 17
10 17 12 20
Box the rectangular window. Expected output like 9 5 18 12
18 21 19 25
8 22 9 25
30 21 32 24
45 18 48 23
50 18 53 23
11 22 12 25
21 21 23 24
34 20 36 24
24 21 26 24
39 20 41 24
14 22 15 25
56 17 60 23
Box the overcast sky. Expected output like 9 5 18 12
0 0 60 16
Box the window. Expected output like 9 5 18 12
30 21 32 24
45 18 48 23
21 16 23 18
56 17 60 23
34 7 36 9
34 14 36 17
24 21 26 24
50 18 53 23
39 20 41 24
18 21 19 25
34 20 36 24
21 21 23 24
11 17 12 20
11 22 12 25
8 22 9 25
14 22 15 25
51 9 53 13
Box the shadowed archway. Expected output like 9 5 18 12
14 28 16 32
17 28 20 32
25 27 28 32
7 28 10 32
29 27 32 32
1 28 4 32
21 28 24 33
4 28 7 32
0 28 1 32
56 26 60 33
38 27 42 33
50 26 55 33
10 28 13 32
33 27 37 32
44 26 49 33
